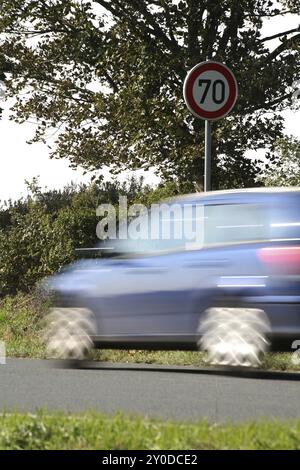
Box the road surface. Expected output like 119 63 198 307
1 359 300 422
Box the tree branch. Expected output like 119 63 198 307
267 33 300 61
204 1 224 59
126 0 180 52
95 0 179 53
260 26 300 42
217 1 241 55
245 9 296 19
263 92 293 109
102 71 118 93
187 0 200 64
161 0 177 47
92 0 120 17
245 92 293 113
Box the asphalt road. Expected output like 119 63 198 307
1 359 300 422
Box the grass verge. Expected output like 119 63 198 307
1 411 300 449
0 293 299 371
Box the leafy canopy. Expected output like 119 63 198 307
0 0 299 188
261 137 300 187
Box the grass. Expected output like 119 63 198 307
93 349 300 371
0 293 45 358
1 411 300 449
0 293 299 371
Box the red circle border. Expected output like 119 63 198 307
183 61 238 120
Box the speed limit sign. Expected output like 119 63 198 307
183 61 238 121
183 61 238 192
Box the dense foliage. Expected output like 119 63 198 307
261 137 300 186
0 177 181 295
0 1 299 189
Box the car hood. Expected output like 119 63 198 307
43 257 147 294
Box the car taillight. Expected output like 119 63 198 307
257 246 300 274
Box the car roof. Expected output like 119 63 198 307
168 187 300 205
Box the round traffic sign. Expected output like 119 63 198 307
183 61 238 120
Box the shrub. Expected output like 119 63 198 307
0 176 181 295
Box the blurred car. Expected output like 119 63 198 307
44 188 300 367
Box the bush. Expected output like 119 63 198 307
0 177 182 295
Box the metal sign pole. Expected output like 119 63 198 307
183 61 237 192
204 120 212 191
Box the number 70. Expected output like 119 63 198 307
198 79 225 104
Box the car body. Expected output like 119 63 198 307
45 188 300 366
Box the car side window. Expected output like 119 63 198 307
203 203 269 246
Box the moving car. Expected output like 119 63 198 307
44 188 300 367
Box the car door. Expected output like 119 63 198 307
95 202 211 338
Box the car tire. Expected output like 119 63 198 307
43 307 96 365
198 307 270 367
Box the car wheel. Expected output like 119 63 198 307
198 307 270 367
43 307 96 364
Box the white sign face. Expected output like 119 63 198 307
183 61 238 121
192 70 230 113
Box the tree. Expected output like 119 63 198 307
261 137 300 186
0 0 299 189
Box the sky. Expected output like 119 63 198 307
0 9 299 202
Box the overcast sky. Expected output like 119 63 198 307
0 11 299 202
